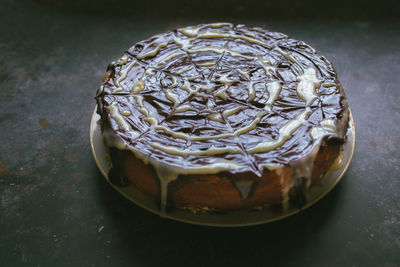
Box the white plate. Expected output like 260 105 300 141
90 107 355 227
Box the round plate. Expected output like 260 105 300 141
90 107 355 227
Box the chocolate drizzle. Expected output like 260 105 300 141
95 23 349 211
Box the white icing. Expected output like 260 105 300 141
131 80 145 94
233 179 254 200
112 88 124 93
217 73 236 85
258 56 276 78
174 37 193 50
179 22 233 37
133 95 149 116
188 46 254 61
323 82 336 88
296 68 322 106
330 152 344 171
168 76 179 88
188 75 202 81
151 142 242 156
222 106 243 120
119 54 130 65
207 113 224 123
107 102 139 138
137 41 169 59
157 124 190 140
280 176 291 211
265 81 281 111
206 98 215 109
201 80 216 93
145 68 157 76
274 47 300 65
144 116 159 127
113 59 137 93
197 62 216 67
191 115 263 141
310 118 338 141
150 161 180 214
181 80 196 94
174 104 197 113
156 51 186 67
321 118 336 130
248 108 311 154
165 89 180 107
248 81 256 102
121 110 131 116
273 47 303 74
291 144 320 189
215 86 229 100
236 69 250 80
173 66 194 75
177 161 242 174
179 28 200 37
197 31 271 48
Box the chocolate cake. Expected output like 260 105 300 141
95 23 349 213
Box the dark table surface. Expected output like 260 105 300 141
1 0 399 266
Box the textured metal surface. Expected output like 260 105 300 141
0 0 399 266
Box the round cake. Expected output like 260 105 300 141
95 23 349 213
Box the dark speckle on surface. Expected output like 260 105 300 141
73 171 87 181
65 153 77 163
0 113 14 123
38 118 50 130
0 0 399 266
0 161 7 176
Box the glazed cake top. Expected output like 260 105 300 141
96 23 348 177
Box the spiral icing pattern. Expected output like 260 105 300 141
97 23 348 177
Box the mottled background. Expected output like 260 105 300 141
0 0 399 266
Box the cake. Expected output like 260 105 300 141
95 23 349 213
